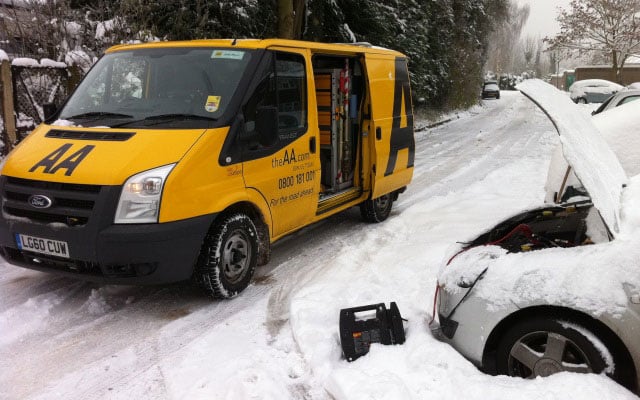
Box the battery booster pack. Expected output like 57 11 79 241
339 302 405 362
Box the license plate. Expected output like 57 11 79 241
15 234 70 258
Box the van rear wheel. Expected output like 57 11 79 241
195 213 258 299
360 193 393 223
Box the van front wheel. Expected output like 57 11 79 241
195 213 258 299
360 193 393 223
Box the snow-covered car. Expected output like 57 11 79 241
591 90 640 115
569 79 623 104
437 80 640 393
627 82 640 90
482 81 500 99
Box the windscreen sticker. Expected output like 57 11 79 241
205 95 221 112
211 50 244 60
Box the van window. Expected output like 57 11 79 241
58 48 254 128
276 53 307 134
243 52 307 151
80 57 147 107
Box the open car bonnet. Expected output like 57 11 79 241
516 79 628 235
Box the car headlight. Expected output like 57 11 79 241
115 164 175 224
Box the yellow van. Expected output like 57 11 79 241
0 39 415 298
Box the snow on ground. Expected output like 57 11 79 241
0 91 637 399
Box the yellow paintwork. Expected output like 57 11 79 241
240 46 322 239
2 39 414 245
365 54 414 199
2 124 206 185
106 38 405 58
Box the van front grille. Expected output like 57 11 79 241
2 177 102 226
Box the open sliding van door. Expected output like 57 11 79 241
364 54 415 198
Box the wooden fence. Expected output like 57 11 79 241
0 59 82 154
574 64 640 85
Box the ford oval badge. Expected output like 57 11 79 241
28 195 53 209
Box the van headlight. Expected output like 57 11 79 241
115 164 175 224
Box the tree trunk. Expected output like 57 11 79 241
612 50 621 84
278 0 294 39
292 0 305 39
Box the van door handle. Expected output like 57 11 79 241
310 136 316 153
376 127 382 140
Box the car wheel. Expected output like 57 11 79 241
577 97 588 104
195 213 258 299
496 317 613 381
360 193 393 222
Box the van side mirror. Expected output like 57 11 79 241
256 106 278 147
43 103 57 121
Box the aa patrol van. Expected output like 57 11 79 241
0 39 415 298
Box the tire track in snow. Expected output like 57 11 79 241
403 92 557 208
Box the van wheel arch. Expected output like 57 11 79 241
482 305 637 392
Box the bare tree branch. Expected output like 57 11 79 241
545 0 640 83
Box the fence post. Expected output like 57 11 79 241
1 59 17 153
67 65 83 94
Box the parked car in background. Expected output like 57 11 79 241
592 90 640 115
482 81 500 99
627 82 640 90
569 79 623 104
437 80 640 394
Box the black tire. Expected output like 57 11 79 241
577 97 588 104
360 193 393 223
496 317 613 381
195 213 258 299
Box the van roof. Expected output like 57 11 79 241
106 38 406 57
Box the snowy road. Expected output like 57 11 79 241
1 91 636 399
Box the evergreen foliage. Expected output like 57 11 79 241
301 0 507 109
1 0 509 110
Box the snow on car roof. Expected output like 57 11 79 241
569 79 623 90
593 99 640 177
516 79 627 234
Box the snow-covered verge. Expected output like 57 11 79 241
0 91 637 399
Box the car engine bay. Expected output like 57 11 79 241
464 202 611 253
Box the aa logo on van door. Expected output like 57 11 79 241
29 143 95 176
384 58 415 176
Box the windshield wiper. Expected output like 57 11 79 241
68 112 134 119
111 113 218 127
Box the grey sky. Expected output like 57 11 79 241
515 0 572 39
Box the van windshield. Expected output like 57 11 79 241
58 47 254 128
